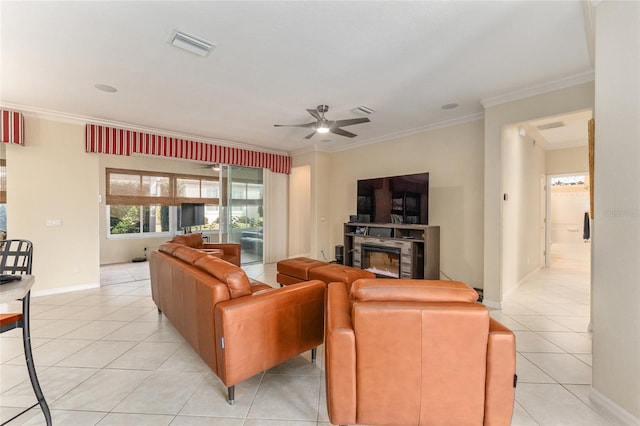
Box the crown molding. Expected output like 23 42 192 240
0 102 290 157
480 70 595 109
328 112 485 153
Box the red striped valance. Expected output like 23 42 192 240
1 110 24 145
86 124 291 174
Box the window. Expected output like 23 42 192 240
106 168 224 237
106 169 173 206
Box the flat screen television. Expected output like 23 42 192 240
356 172 429 224
180 202 205 228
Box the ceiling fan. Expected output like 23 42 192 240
274 105 370 139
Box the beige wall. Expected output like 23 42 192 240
292 150 333 261
6 117 100 293
546 146 589 175
298 119 486 288
591 1 640 420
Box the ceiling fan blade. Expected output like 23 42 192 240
330 127 357 138
306 109 322 120
274 122 317 129
305 131 316 140
331 117 370 128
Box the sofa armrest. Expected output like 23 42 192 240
325 282 357 426
203 243 241 266
484 317 516 426
214 280 326 387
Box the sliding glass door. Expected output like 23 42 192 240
227 166 264 264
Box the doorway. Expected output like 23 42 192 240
547 173 591 270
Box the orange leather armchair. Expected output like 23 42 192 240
325 279 516 426
169 233 241 266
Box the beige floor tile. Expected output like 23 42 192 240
96 412 173 425
515 383 611 425
248 374 322 421
521 353 592 385
178 372 261 417
56 340 137 368
113 370 207 415
107 341 182 370
52 369 150 411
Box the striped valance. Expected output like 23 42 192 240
86 124 291 174
1 110 24 145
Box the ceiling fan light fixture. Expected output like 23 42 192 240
316 124 330 134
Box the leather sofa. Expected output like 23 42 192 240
325 279 516 426
150 243 326 404
168 233 241 266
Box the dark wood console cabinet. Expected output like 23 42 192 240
344 222 440 279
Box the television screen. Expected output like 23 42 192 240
180 203 205 228
356 172 429 224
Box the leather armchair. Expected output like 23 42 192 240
325 279 516 426
169 233 241 266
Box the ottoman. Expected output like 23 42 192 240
308 264 376 291
277 257 329 286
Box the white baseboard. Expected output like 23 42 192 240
31 282 100 297
503 267 542 302
590 387 640 426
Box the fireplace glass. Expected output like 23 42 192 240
361 244 401 278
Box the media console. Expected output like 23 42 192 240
344 222 440 279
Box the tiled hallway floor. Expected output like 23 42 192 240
0 244 621 425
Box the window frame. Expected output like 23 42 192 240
105 168 226 238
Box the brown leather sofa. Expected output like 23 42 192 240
168 233 241 266
150 243 326 404
325 279 516 426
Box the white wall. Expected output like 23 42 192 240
501 125 546 296
550 185 590 244
263 168 288 263
7 117 100 293
297 119 486 288
288 165 311 257
591 1 640 421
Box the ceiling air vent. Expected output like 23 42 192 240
170 30 215 57
351 105 375 115
536 121 565 131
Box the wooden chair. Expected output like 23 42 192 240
0 240 51 426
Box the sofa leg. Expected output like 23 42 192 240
227 385 235 405
157 307 162 315
311 347 317 363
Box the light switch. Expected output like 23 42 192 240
46 219 62 227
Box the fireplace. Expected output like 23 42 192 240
361 244 401 278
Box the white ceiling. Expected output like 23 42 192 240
0 1 593 154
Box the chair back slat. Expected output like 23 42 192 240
0 239 33 275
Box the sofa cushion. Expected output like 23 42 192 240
173 246 209 265
195 255 252 298
170 233 204 248
351 279 479 303
159 242 182 255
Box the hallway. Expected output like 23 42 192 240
496 242 615 424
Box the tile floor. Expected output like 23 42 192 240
0 243 621 425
